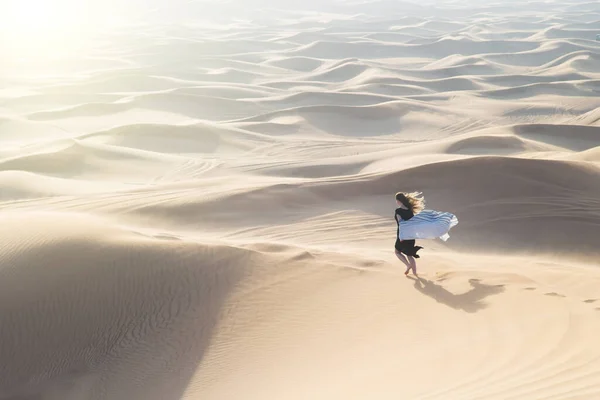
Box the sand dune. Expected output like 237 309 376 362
230 102 472 138
263 56 326 72
2 0 600 399
0 171 133 201
444 133 560 155
0 140 184 182
567 107 600 125
27 92 267 122
513 123 600 150
0 212 244 400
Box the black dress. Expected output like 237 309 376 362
394 207 422 258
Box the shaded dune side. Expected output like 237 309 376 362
477 79 600 100
286 38 539 60
564 107 600 125
0 170 132 201
0 212 245 400
173 85 279 99
0 140 182 180
444 134 562 155
36 72 193 94
230 101 465 137
342 77 488 96
289 61 373 83
533 26 600 40
483 41 600 68
26 92 266 122
251 91 402 108
478 72 590 87
3 93 124 112
513 124 600 151
261 56 325 72
80 122 270 154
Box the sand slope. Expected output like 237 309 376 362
1 0 600 399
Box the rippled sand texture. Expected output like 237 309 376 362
1 0 600 399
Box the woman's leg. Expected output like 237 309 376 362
395 250 411 274
407 256 417 275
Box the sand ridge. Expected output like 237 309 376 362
1 0 600 399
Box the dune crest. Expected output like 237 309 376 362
1 0 600 399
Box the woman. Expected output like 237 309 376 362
394 191 425 276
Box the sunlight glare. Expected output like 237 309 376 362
2 0 92 37
0 0 109 70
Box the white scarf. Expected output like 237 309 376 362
398 209 458 241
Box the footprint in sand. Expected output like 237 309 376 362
434 272 451 282
524 287 536 291
153 233 182 241
584 299 597 304
545 292 566 297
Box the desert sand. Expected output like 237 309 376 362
1 0 600 399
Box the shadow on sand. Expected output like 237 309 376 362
407 276 505 313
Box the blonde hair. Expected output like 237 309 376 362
395 191 425 214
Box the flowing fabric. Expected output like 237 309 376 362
398 209 458 241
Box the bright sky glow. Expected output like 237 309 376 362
0 0 117 69
2 0 93 37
